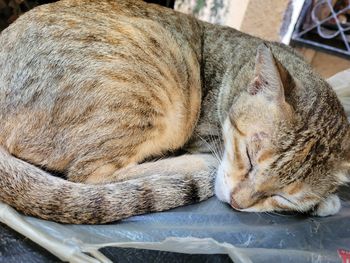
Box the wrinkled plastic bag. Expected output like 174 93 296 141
1 191 350 263
1 72 350 263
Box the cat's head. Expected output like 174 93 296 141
215 43 350 216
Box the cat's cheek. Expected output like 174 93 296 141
312 194 341 217
214 162 233 203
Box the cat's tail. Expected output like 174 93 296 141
0 148 215 224
328 69 350 118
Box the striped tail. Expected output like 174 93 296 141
0 148 216 224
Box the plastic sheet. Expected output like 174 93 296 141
1 187 350 263
1 73 350 263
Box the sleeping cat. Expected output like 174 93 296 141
0 0 349 224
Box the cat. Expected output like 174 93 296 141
0 0 349 224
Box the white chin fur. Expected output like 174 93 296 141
312 194 341 217
214 160 232 204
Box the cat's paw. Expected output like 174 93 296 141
312 194 341 217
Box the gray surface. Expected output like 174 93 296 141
16 185 350 263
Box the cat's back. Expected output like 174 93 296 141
0 0 202 117
0 0 202 103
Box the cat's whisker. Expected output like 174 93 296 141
262 211 275 218
196 133 221 162
206 123 223 160
307 192 326 202
207 138 222 161
269 211 295 217
208 133 221 156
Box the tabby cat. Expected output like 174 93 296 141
0 0 349 224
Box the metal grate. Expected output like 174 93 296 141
292 0 350 57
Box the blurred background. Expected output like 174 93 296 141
1 0 350 78
175 0 350 78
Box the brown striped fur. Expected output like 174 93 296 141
0 0 349 223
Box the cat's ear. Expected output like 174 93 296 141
248 43 293 102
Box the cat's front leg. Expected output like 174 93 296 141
312 194 341 217
93 154 219 185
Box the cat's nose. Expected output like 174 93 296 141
230 196 243 210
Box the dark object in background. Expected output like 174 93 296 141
144 0 175 8
0 0 58 31
0 0 174 32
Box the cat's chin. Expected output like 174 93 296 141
214 164 232 204
311 194 341 217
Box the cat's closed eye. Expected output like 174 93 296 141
245 147 253 173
